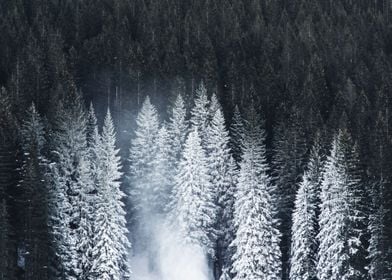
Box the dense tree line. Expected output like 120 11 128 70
0 0 392 279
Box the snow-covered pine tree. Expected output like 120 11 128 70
229 105 245 164
172 128 217 258
90 109 130 280
190 82 209 144
86 102 98 148
49 94 93 279
167 94 188 163
151 124 173 214
205 105 235 277
208 93 221 122
317 129 368 280
218 156 238 280
231 106 281 280
368 179 391 280
128 95 160 215
47 162 74 280
19 103 49 279
272 113 308 279
290 136 324 280
166 94 189 216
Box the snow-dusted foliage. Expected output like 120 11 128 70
171 128 217 257
368 179 391 279
229 105 245 164
151 124 174 213
167 94 188 162
190 82 209 142
128 95 160 214
290 137 324 280
231 106 281 280
217 156 238 279
90 109 130 279
317 129 367 280
48 94 93 279
205 104 236 276
19 103 49 279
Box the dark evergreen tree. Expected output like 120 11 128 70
19 103 49 280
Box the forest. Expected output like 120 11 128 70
0 0 392 279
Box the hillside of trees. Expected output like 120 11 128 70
0 0 392 279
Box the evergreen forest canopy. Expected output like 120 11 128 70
0 0 392 279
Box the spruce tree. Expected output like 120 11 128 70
317 129 368 280
151 124 173 214
128 95 160 256
128 95 160 215
90 109 130 280
190 82 209 143
231 106 281 280
229 105 245 164
19 103 49 280
167 94 188 163
48 94 93 279
218 156 238 280
205 105 234 277
172 128 217 258
290 137 324 280
368 179 392 280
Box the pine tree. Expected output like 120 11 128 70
151 124 173 214
272 112 308 278
48 94 93 279
208 92 221 122
172 128 217 258
86 103 98 148
19 103 49 280
231 106 281 280
128 95 160 215
229 105 245 164
290 137 324 280
90 109 130 280
190 82 209 143
167 94 189 219
167 94 188 163
128 95 160 257
368 179 392 280
218 156 238 280
205 105 234 277
317 129 368 280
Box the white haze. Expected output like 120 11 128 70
130 217 213 280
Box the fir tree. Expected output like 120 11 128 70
205 105 234 277
231 106 281 280
218 156 238 280
368 179 392 280
90 109 130 280
167 94 188 163
229 105 245 164
19 103 49 280
172 128 217 258
317 129 368 280
128 95 160 214
151 124 173 214
190 82 209 143
48 94 93 279
290 137 324 280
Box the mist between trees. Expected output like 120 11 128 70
1 0 392 279
0 82 390 280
